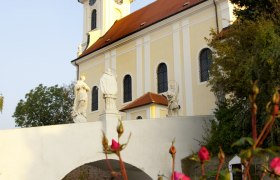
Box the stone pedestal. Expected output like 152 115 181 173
99 111 121 140
103 94 117 111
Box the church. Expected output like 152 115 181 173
72 0 235 121
0 1 238 179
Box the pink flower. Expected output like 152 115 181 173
111 139 120 151
270 157 280 175
198 146 210 162
173 171 191 180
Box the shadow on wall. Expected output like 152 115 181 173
62 159 153 180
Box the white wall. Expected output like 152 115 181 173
0 116 211 180
122 116 211 178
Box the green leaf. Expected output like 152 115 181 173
188 154 199 162
239 148 252 159
219 170 231 180
232 137 254 147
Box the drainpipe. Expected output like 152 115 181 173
213 0 219 33
74 61 79 80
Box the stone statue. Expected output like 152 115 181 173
163 81 180 117
77 44 83 57
72 75 90 123
99 68 118 112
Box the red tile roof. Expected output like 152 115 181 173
77 0 206 59
120 92 168 111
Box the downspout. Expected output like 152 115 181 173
74 61 79 80
213 0 219 33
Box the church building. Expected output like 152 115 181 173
72 0 235 121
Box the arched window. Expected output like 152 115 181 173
157 63 168 93
199 48 212 82
123 75 132 103
91 10 97 30
91 86 98 111
89 0 96 6
136 116 142 120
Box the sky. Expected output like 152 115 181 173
0 0 155 130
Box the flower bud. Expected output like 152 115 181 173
117 120 124 137
111 139 120 151
252 82 259 96
173 171 191 180
169 139 176 157
169 145 176 157
157 175 163 180
198 146 210 162
102 131 109 151
218 146 225 163
272 90 280 104
270 157 280 175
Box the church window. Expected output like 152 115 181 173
89 0 96 6
123 75 132 103
91 10 97 30
157 63 168 93
91 86 98 111
199 48 212 82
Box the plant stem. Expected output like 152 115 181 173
251 104 257 142
171 155 175 180
258 116 275 147
105 151 121 180
260 171 266 180
117 152 128 180
243 159 252 180
254 111 276 149
215 160 224 180
201 162 205 177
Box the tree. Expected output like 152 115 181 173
205 0 280 152
13 84 74 127
0 94 3 113
230 0 280 21
209 19 280 105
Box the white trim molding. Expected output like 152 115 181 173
136 38 143 97
105 52 110 70
182 18 194 116
110 49 117 71
172 22 183 114
144 35 151 93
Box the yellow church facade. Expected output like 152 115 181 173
72 0 235 121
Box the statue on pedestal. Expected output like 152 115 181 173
99 68 118 112
72 75 90 123
163 81 180 117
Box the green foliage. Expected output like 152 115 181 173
13 84 74 127
206 16 280 149
219 170 230 180
204 102 251 155
231 137 253 147
208 19 280 101
230 0 280 22
0 95 3 113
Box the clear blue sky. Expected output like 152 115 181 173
0 0 155 129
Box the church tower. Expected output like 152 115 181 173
77 0 134 55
